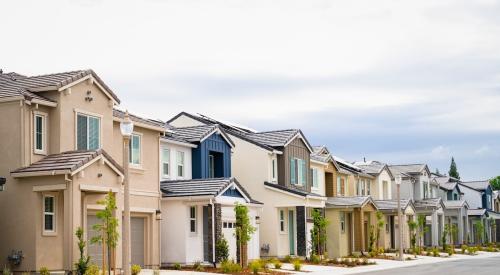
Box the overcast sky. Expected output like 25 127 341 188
2 0 500 180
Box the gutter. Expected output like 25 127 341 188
210 198 216 265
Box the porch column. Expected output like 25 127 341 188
360 210 365 252
457 210 464 244
296 206 306 257
209 203 222 263
441 214 445 244
431 212 439 246
63 183 73 271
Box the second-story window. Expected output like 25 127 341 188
129 134 141 165
367 180 371 195
337 176 345 196
290 158 306 186
34 113 46 154
423 182 429 199
77 113 100 150
177 151 185 178
162 148 170 178
209 154 215 178
271 159 277 182
311 168 318 188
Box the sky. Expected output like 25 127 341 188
1 0 500 180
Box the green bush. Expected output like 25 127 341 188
131 264 141 275
258 259 269 271
173 263 181 270
39 267 50 275
153 269 160 275
249 260 261 275
193 261 204 271
292 259 302 271
283 255 293 263
2 266 11 275
432 247 440 257
84 264 99 275
272 259 282 269
461 245 468 254
221 260 242 274
216 236 230 263
310 254 321 264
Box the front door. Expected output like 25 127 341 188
131 217 145 267
390 216 395 249
87 215 103 268
203 206 210 262
288 210 295 255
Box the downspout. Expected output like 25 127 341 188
65 174 73 271
210 198 215 265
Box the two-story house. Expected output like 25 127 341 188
167 112 326 259
388 164 445 247
459 180 495 244
159 124 261 265
0 70 163 272
432 174 469 245
321 152 378 257
356 161 415 251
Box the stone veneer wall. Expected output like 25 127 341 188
296 206 306 256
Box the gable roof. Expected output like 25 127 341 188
388 164 430 177
326 196 377 209
414 198 444 210
443 200 469 209
263 182 324 198
374 199 414 212
356 161 395 180
0 69 119 104
171 125 235 148
11 149 123 177
160 177 261 204
244 129 313 153
468 208 487 217
310 145 342 171
460 180 491 191
113 109 165 132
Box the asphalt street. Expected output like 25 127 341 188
352 256 500 275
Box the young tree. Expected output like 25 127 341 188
310 209 329 258
417 215 428 249
407 219 418 252
442 224 450 251
375 211 385 250
91 191 119 275
234 203 256 267
448 157 460 179
75 227 90 275
474 220 484 245
489 176 500 191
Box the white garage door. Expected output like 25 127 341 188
222 221 237 261
131 217 145 267
87 215 103 268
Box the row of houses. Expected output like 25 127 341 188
0 69 499 272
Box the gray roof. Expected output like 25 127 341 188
432 176 459 191
460 180 491 191
443 200 468 209
11 149 122 176
414 198 443 210
113 109 165 129
171 125 235 147
244 129 312 150
356 161 394 179
388 164 428 177
374 199 413 212
0 69 120 103
160 177 261 203
264 182 323 198
468 208 487 216
326 196 375 208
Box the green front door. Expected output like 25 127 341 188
288 210 295 255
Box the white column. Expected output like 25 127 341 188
457 210 464 244
431 212 439 246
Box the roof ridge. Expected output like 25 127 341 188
24 69 87 79
253 129 299 134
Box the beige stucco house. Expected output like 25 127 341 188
0 70 163 272
167 112 326 259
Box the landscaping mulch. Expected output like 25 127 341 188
163 266 290 275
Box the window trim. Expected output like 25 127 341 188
271 158 277 182
129 132 142 167
161 147 170 178
177 151 185 178
311 168 319 189
340 212 346 233
209 154 215 178
43 194 57 236
33 112 48 155
75 110 102 151
189 206 197 234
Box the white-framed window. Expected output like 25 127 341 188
340 212 346 233
43 195 56 234
271 159 277 182
423 182 429 199
361 179 365 195
177 151 185 178
76 113 100 150
209 154 215 178
161 148 170 178
189 206 197 233
337 176 342 195
279 210 285 232
367 180 371 195
34 113 47 154
311 168 319 188
385 216 390 233
129 134 141 165
290 158 306 186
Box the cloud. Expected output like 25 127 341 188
474 145 491 156
430 146 451 160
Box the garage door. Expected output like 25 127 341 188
222 221 237 261
131 217 145 267
87 215 103 268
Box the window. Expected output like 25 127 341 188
453 193 458 200
336 176 341 195
340 212 346 233
290 158 306 186
361 180 365 195
367 180 371 195
34 114 46 153
43 195 56 233
272 159 277 181
312 168 319 188
209 154 215 178
423 182 429 199
189 206 196 233
161 148 170 178
385 217 390 233
129 134 141 165
177 151 185 177
279 210 285 232
76 113 100 150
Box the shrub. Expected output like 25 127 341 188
272 259 282 269
75 227 91 275
461 245 468 254
258 259 269 271
216 236 230 263
292 259 302 271
310 254 321 264
283 255 293 263
249 260 261 275
84 264 99 275
153 270 160 275
193 261 204 272
446 246 454 256
432 247 440 257
173 263 181 270
2 266 11 275
39 267 50 275
221 260 242 274
131 264 141 275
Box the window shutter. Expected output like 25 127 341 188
290 157 296 185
